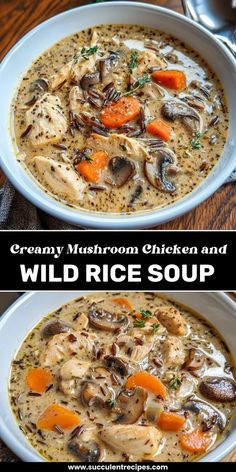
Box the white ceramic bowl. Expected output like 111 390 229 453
0 291 235 462
0 2 236 229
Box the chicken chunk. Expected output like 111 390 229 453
25 93 67 146
155 306 186 336
59 359 90 396
100 425 162 457
29 156 86 203
69 86 91 115
86 133 149 162
40 331 97 367
50 54 98 91
130 342 153 363
134 50 164 77
163 336 186 367
74 313 89 331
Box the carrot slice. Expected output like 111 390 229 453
100 96 141 128
152 70 186 91
37 404 80 431
76 150 108 183
112 297 132 311
26 368 53 394
126 372 166 399
158 411 185 432
179 429 211 454
147 118 172 141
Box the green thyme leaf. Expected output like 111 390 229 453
169 377 182 390
124 73 151 96
190 131 203 149
151 323 160 333
73 45 98 63
140 310 153 319
83 152 93 163
134 319 146 328
129 51 138 72
106 399 116 408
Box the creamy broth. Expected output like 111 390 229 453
10 293 235 462
12 25 228 214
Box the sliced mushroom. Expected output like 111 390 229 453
80 71 100 90
88 309 129 332
114 387 147 424
30 78 48 93
104 355 129 376
199 377 236 403
144 148 177 193
80 380 114 407
41 320 70 338
183 398 224 431
68 439 101 462
100 51 119 84
108 156 135 187
184 349 205 371
161 100 203 135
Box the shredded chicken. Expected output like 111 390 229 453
29 156 86 203
100 425 162 456
163 336 186 367
86 133 149 162
40 331 97 367
25 93 67 146
59 359 91 396
155 306 186 336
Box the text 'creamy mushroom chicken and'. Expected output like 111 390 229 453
10 293 236 462
13 25 228 213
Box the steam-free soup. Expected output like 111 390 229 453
13 25 228 214
10 292 236 462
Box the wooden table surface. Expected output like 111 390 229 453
0 0 235 229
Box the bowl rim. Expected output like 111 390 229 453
0 1 236 228
0 291 236 462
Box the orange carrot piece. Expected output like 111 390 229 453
112 297 132 311
76 150 108 183
158 411 186 432
126 372 166 399
26 368 53 394
37 404 80 431
100 96 141 128
179 429 210 454
147 118 172 141
152 70 186 91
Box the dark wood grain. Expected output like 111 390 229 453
0 0 235 229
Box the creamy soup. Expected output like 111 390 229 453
10 293 235 462
12 25 228 214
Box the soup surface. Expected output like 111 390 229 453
10 292 236 462
12 25 228 214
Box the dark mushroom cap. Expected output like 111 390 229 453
104 355 129 376
30 78 48 93
80 71 100 90
199 377 236 403
108 156 135 188
161 100 202 134
183 398 224 431
80 380 113 407
115 387 147 424
68 439 101 462
41 320 70 338
88 309 129 332
144 148 177 193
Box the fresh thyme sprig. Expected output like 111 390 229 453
73 45 98 63
134 319 146 328
169 376 182 390
106 399 116 408
190 131 202 149
140 310 153 319
151 323 160 333
124 73 151 96
129 51 138 72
